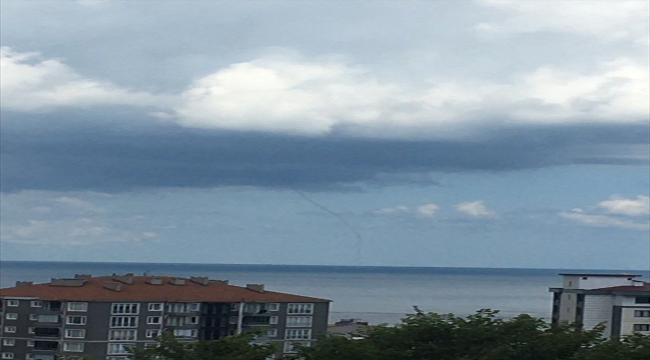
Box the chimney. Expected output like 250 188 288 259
15 281 33 287
50 278 86 287
246 284 265 292
190 277 209 285
170 278 186 285
147 278 164 285
74 274 92 280
112 275 133 284
103 282 122 292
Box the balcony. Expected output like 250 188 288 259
243 315 271 326
34 327 60 338
33 340 59 351
36 315 60 324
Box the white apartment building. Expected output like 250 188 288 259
549 273 650 337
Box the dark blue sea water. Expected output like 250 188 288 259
1 261 647 324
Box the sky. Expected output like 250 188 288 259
1 0 648 269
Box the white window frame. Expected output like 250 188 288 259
147 316 161 325
110 316 138 328
26 340 34 347
7 300 19 307
67 302 88 312
1 353 14 359
109 329 137 341
1 339 15 346
66 315 87 325
148 303 163 311
187 316 199 325
5 313 18 320
285 329 311 340
28 327 35 334
264 329 277 337
63 342 84 352
65 329 86 339
188 303 200 311
287 303 314 315
146 329 161 338
112 303 140 315
269 316 278 325
3 326 17 333
286 316 312 327
172 329 197 338
267 303 280 312
29 314 38 321
107 343 134 355
30 301 43 308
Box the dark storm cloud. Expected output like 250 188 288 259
1 111 647 193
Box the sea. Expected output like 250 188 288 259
1 261 648 325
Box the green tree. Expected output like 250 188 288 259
128 331 276 360
288 309 649 360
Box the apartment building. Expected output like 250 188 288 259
0 274 330 360
549 273 650 337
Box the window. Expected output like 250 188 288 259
167 303 189 313
1 353 14 359
148 303 163 311
283 341 310 354
2 339 15 346
287 303 313 315
285 329 311 340
26 340 34 347
7 300 18 307
230 303 239 311
4 326 16 333
30 301 43 308
147 316 161 325
110 316 138 328
635 297 650 304
634 310 650 317
29 314 38 321
109 330 137 341
38 315 59 323
286 316 312 327
267 303 280 311
5 313 17 320
63 342 84 352
65 329 86 339
146 329 161 338
264 329 277 337
633 324 650 332
187 316 198 324
112 303 139 315
269 316 278 325
172 329 197 337
107 343 134 355
67 302 88 312
189 303 200 311
28 327 35 334
66 316 87 325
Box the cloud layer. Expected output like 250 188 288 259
3 47 648 139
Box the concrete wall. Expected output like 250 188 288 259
582 295 614 337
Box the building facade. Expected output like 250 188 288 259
0 274 330 360
549 273 650 337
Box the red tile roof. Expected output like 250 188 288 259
0 275 330 303
595 283 650 292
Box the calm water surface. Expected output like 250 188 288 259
1 261 646 324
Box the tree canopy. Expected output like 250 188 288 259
127 309 650 360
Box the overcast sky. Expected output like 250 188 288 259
1 0 648 269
